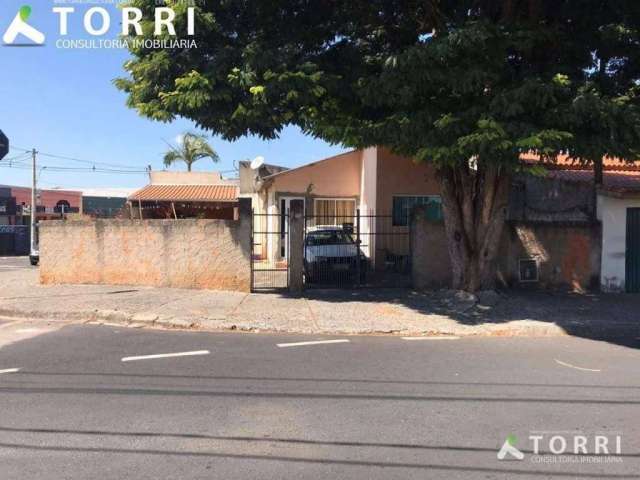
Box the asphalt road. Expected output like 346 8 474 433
0 321 638 479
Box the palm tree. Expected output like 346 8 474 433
163 133 220 171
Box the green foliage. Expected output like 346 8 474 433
116 1 640 170
162 132 219 172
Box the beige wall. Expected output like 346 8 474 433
375 147 441 214
39 215 251 292
270 150 362 197
150 171 231 185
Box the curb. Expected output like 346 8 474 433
0 307 638 339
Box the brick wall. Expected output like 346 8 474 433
39 199 252 292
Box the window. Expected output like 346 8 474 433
519 258 539 282
392 196 442 226
314 199 356 226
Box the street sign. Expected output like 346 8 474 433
0 130 8 161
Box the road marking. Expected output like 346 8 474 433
554 359 601 372
0 368 20 374
121 350 210 362
15 328 43 333
277 339 350 348
401 336 460 340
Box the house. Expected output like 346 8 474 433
2 185 82 222
128 171 239 220
240 147 443 268
242 147 640 293
504 155 640 292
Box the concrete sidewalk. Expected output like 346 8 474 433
1 259 639 339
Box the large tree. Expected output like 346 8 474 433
116 0 640 291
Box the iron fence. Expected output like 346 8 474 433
250 211 289 291
304 210 411 288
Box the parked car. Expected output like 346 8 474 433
304 226 366 283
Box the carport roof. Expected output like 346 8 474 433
128 184 239 202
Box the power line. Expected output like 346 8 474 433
0 163 147 174
9 145 146 171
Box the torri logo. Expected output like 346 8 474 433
3 5 45 46
3 3 197 49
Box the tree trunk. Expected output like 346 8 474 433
437 163 511 292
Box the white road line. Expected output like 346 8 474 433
554 359 601 372
401 336 460 340
277 339 350 348
121 350 210 362
0 368 20 374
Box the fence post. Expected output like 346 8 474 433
356 208 361 287
288 199 305 294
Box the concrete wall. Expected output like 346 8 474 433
598 194 640 291
411 208 451 289
498 222 601 292
411 214 600 291
508 173 595 222
39 200 252 291
149 171 223 185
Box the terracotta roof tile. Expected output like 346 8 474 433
546 170 640 193
521 153 640 172
128 184 238 202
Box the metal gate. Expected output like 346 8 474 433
626 208 640 293
304 210 411 288
251 211 289 291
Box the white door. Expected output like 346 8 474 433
280 197 305 259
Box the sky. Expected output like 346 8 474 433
0 1 346 191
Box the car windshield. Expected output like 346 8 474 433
306 230 354 246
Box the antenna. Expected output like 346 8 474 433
250 156 265 170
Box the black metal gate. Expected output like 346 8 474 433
251 210 289 291
304 210 411 288
626 208 640 293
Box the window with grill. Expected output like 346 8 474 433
314 198 356 226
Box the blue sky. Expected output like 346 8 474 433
0 1 346 190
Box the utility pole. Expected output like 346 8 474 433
30 148 37 256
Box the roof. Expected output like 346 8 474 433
546 170 640 195
521 153 640 172
128 184 239 202
81 188 137 198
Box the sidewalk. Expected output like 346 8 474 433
1 262 639 339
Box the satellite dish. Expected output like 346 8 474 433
250 156 265 170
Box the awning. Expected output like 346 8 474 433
128 184 238 202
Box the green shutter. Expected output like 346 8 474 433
626 208 640 293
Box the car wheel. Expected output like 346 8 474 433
29 256 39 266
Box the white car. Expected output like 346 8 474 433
304 226 365 283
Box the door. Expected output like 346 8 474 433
280 197 305 259
626 208 640 293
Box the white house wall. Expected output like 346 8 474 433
359 147 378 262
598 194 640 291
